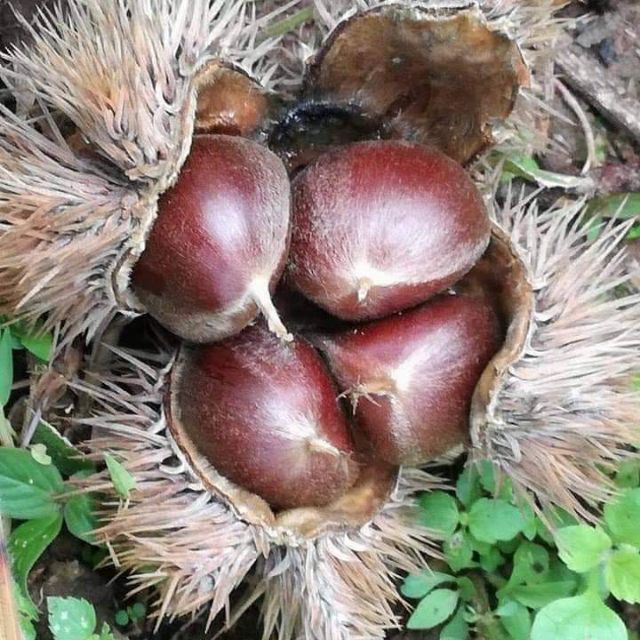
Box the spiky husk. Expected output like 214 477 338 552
64 188 640 639
473 189 640 519
71 343 441 640
0 0 570 348
0 0 281 345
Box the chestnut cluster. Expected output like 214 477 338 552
138 134 502 511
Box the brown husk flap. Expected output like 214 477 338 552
167 350 398 541
303 5 529 164
467 224 534 435
194 62 284 141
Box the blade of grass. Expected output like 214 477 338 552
263 7 313 39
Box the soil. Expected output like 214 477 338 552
542 0 640 185
3 0 640 638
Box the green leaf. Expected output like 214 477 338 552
535 506 579 544
401 571 455 599
0 329 13 406
497 537 521 556
407 589 459 630
104 453 136 499
478 545 503 572
114 610 129 626
508 542 550 587
0 405 15 445
9 321 53 361
48 597 97 640
604 488 640 547
477 461 513 500
455 577 476 602
605 549 640 603
440 606 468 640
64 492 100 545
419 492 460 537
14 580 38 620
497 601 531 640
514 498 537 541
264 7 314 38
130 602 146 620
456 467 482 507
531 593 627 640
510 581 577 610
615 459 640 489
20 617 37 640
467 498 524 544
97 622 117 640
30 443 52 466
0 448 63 519
585 192 640 220
555 525 611 573
502 153 592 190
19 332 53 362
9 514 63 603
32 422 95 477
444 530 475 572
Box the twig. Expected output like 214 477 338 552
554 78 597 176
556 46 640 145
0 412 22 640
0 520 23 640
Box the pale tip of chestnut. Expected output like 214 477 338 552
356 278 372 303
249 277 293 343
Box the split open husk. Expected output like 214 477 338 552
2 2 640 639
66 192 640 640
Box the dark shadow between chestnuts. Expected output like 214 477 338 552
269 100 384 175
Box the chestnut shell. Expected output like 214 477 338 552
170 325 360 510
130 134 291 343
287 140 491 321
167 344 397 539
314 291 502 466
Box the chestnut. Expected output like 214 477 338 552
171 323 360 510
131 134 291 343
314 292 502 466
287 140 491 321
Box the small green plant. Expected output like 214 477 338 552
48 596 118 640
403 459 640 639
0 320 138 638
115 601 147 627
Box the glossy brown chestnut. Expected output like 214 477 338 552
287 140 490 321
173 324 360 510
314 292 502 466
132 134 291 343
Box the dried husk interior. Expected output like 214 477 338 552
194 61 284 141
469 224 535 435
303 4 530 164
